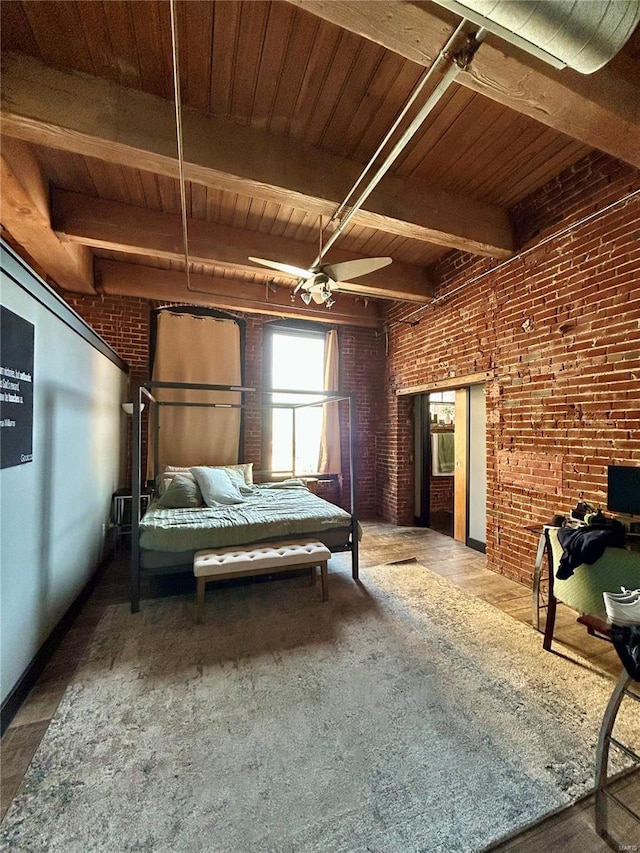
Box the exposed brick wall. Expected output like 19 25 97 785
44 287 383 517
60 291 150 386
337 325 385 517
430 475 454 511
377 393 414 525
381 152 640 585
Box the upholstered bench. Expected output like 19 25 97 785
193 540 331 622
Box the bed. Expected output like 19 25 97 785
139 479 357 569
129 382 360 612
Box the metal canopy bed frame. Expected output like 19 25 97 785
130 380 359 612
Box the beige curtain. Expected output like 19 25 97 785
148 311 242 476
318 329 341 474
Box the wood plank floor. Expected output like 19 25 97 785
2 522 638 850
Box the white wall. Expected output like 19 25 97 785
1 245 126 705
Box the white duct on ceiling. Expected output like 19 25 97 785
432 0 640 73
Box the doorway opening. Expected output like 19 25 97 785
414 391 455 537
413 383 486 551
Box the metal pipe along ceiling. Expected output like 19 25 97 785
315 1 640 275
314 22 483 268
396 185 640 326
432 0 640 73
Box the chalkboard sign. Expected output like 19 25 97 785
1 306 35 468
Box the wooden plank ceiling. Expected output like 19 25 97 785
1 0 635 324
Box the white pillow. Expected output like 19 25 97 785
215 464 255 493
158 464 253 494
216 463 253 486
190 466 245 506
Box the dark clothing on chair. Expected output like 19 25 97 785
557 526 626 579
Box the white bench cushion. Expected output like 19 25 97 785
193 540 330 578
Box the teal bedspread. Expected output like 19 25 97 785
139 483 353 553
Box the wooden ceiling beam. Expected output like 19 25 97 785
53 188 434 303
0 137 95 293
1 51 514 259
95 259 382 328
287 1 640 169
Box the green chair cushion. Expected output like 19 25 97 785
548 527 640 617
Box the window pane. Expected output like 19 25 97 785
430 390 455 403
269 330 325 476
294 407 323 475
271 409 293 473
272 333 324 391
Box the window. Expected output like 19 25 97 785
429 390 455 426
265 324 326 477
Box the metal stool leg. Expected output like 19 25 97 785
595 670 639 845
532 530 548 631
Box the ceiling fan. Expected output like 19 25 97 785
248 256 392 307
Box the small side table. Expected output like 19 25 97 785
110 488 153 551
302 477 319 494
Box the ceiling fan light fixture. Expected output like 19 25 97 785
325 296 336 309
248 254 392 306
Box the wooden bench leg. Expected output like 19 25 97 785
309 566 316 586
320 561 328 602
196 576 206 623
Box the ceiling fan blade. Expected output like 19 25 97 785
322 257 392 281
248 257 311 279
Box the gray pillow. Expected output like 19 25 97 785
190 466 245 506
156 473 202 508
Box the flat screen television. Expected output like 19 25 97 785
607 465 640 516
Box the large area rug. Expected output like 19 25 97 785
2 562 638 853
